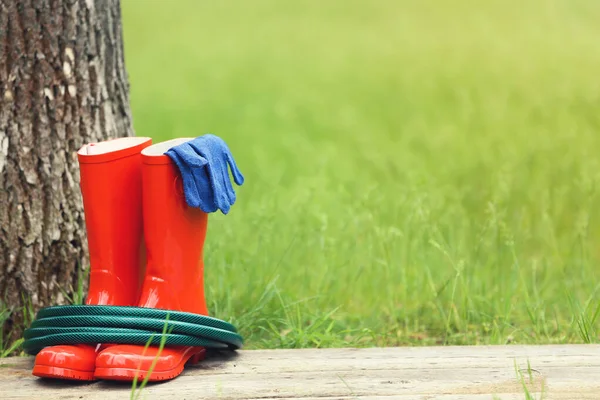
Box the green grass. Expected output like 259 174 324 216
112 0 600 349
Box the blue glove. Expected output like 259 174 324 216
165 134 244 214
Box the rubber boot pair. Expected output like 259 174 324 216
32 137 208 382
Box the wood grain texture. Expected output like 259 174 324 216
1 345 599 399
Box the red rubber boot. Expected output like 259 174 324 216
94 138 209 382
32 137 151 380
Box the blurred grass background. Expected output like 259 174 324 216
121 0 600 347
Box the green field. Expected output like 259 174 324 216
121 0 600 348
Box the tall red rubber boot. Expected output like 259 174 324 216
32 137 152 381
94 138 209 382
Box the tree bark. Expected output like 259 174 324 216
0 0 133 347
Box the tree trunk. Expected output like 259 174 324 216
0 0 133 348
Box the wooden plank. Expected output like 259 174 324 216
1 345 599 399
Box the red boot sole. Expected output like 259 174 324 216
94 350 205 382
94 364 184 382
32 364 96 381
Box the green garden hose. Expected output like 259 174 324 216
22 305 243 355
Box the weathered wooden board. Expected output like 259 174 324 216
1 345 599 399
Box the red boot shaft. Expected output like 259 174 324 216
137 149 208 314
80 139 150 306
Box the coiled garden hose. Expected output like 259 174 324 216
22 305 243 356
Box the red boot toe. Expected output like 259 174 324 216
33 344 97 381
95 345 205 382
